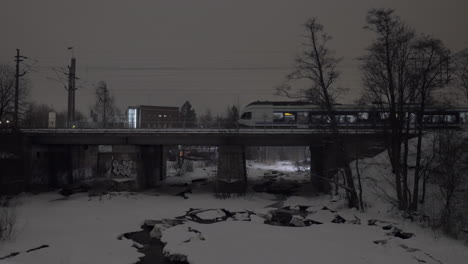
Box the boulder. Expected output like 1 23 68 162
150 219 185 239
250 214 266 224
290 216 306 227
143 219 162 227
270 211 293 225
150 223 173 239
231 211 250 221
393 231 414 239
331 214 346 224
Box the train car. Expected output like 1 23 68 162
238 101 468 129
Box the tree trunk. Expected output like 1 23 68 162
411 94 426 211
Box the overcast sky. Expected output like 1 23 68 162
1 0 467 115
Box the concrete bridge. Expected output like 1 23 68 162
0 128 387 194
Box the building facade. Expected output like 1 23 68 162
127 105 179 128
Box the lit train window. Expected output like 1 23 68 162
445 115 456 123
358 112 369 120
337 115 346 123
407 113 416 123
380 112 390 119
461 112 468 124
346 115 357 123
284 112 296 122
273 112 283 120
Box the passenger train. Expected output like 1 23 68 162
238 101 468 128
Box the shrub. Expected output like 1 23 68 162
0 198 17 241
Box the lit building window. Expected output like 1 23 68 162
128 108 137 128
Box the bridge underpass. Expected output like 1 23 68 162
0 129 386 194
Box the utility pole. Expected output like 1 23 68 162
67 55 77 128
102 86 108 128
14 49 27 128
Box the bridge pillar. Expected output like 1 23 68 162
215 145 247 196
139 145 166 188
0 132 31 194
309 145 334 193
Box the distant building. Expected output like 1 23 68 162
127 105 179 128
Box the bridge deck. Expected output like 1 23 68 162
18 128 384 135
0 128 388 146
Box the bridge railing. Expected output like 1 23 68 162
3 120 465 134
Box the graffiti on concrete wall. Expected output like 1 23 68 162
112 159 137 177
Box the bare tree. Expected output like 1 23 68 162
277 18 359 208
360 8 415 210
453 54 468 102
198 109 214 128
90 81 120 128
0 65 28 122
22 103 54 128
409 36 450 210
430 130 468 237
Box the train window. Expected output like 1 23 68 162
407 113 416 124
297 112 308 124
273 112 283 121
460 112 468 124
346 115 357 123
432 115 444 123
423 115 432 123
358 112 369 121
284 112 296 122
337 115 346 123
241 112 252 120
310 115 322 123
445 115 456 124
380 112 390 120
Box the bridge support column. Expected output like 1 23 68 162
215 145 247 196
309 145 333 193
139 145 166 188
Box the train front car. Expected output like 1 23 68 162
238 102 274 128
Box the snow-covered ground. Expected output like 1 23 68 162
165 160 310 185
1 157 467 264
0 191 273 264
1 191 467 263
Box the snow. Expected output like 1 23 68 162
164 160 310 185
1 155 467 264
0 192 272 264
161 219 467 264
194 210 226 221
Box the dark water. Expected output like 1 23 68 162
124 225 186 264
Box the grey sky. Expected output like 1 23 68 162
1 0 467 115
